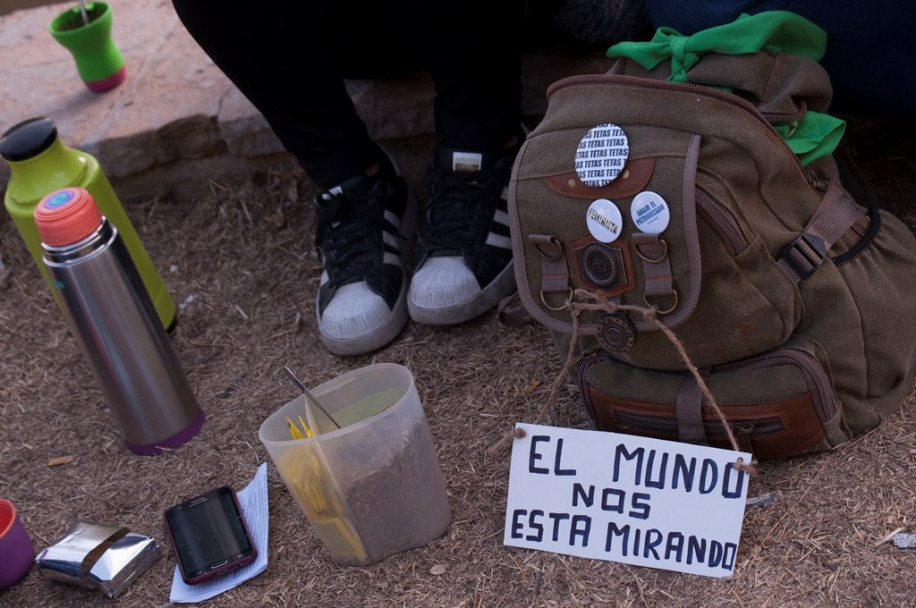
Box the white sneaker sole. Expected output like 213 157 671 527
317 188 418 356
319 285 410 355
407 260 515 326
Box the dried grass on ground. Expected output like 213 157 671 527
0 121 913 607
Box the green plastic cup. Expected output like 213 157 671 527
49 2 125 92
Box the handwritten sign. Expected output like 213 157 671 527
503 424 751 578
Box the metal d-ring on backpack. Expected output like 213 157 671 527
507 11 916 460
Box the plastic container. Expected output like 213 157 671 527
259 363 451 566
48 1 126 92
0 498 34 590
34 187 203 455
0 116 176 330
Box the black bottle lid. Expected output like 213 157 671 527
0 117 58 162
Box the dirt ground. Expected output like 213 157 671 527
1 118 914 608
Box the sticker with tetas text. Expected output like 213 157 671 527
586 199 623 243
630 191 671 235
575 123 629 188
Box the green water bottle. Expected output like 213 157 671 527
0 116 176 330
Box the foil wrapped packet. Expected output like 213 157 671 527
35 520 160 598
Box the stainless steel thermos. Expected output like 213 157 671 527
33 187 203 455
0 116 176 330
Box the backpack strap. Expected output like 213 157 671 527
632 232 677 314
777 180 865 281
497 291 532 326
529 233 573 311
676 370 710 445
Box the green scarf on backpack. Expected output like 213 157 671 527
607 11 845 165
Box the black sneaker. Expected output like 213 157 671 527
314 171 415 355
408 141 519 325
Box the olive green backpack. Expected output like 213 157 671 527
507 12 916 459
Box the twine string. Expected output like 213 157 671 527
487 304 584 455
489 288 756 475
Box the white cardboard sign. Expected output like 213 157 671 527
503 423 751 578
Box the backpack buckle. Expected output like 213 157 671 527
780 232 827 280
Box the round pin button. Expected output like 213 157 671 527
586 198 623 243
597 314 637 353
575 123 629 188
630 191 671 235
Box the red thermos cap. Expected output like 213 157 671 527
34 187 103 247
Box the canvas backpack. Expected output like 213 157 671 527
507 12 916 460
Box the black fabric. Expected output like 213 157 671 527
171 0 525 188
313 174 408 311
417 143 516 287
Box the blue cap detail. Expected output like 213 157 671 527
43 189 76 209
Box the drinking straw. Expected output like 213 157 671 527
78 0 89 24
283 366 342 429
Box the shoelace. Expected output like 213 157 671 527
420 163 508 255
315 182 404 288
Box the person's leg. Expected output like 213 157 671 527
171 0 418 355
171 0 410 188
408 0 527 324
422 2 525 151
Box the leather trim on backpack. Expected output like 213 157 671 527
544 157 655 199
583 387 827 460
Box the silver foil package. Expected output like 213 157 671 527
35 520 160 598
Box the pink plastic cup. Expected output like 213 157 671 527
0 499 34 589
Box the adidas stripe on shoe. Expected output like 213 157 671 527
408 142 518 325
314 171 416 355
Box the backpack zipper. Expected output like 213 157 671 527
614 410 783 439
547 73 788 134
715 347 837 423
695 187 748 256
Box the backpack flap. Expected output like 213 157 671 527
509 74 827 370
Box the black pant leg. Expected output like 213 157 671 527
171 0 407 187
420 0 526 151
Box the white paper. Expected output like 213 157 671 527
169 462 269 603
504 424 750 578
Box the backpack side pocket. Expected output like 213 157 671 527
578 336 844 460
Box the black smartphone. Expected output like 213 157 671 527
164 486 257 584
